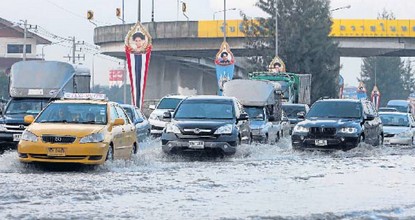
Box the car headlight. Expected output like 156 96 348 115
0 124 6 132
21 130 38 142
165 123 181 134
396 130 412 138
293 125 309 133
214 124 233 135
79 133 105 143
149 114 159 120
338 127 357 134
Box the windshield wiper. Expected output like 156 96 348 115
81 121 96 124
41 120 69 123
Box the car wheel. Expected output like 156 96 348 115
132 143 138 155
106 145 114 161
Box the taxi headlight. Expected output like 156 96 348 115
396 131 412 138
80 133 105 143
165 123 181 134
293 125 309 133
339 127 357 134
214 124 233 135
21 130 38 142
0 124 6 132
149 114 159 120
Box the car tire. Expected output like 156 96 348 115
132 143 138 155
106 145 114 161
375 134 383 146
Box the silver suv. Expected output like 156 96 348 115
148 95 186 136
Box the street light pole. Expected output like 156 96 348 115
151 0 155 22
121 0 127 104
223 0 227 42
275 0 278 57
213 8 236 20
138 0 141 21
23 20 27 61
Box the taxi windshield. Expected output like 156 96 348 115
36 102 107 124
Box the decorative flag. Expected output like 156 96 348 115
215 41 235 95
356 81 367 100
371 85 381 110
125 22 152 108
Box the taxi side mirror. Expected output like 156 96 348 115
113 118 125 126
24 115 34 124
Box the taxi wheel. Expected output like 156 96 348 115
132 143 138 155
106 145 114 161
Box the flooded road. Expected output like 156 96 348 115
1 138 415 219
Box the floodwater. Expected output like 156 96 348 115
1 138 415 219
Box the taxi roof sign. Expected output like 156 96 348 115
63 93 107 100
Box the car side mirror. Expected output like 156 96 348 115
366 114 375 121
135 118 144 124
163 111 172 119
24 115 34 124
268 115 275 122
238 113 249 121
113 118 125 126
297 111 305 119
149 105 156 110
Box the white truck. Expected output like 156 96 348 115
0 61 90 148
222 79 289 144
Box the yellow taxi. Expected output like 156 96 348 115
18 93 138 165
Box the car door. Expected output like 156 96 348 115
234 100 250 142
115 105 135 157
109 104 123 159
363 101 380 144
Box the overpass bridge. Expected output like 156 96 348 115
94 19 415 99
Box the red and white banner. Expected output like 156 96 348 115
125 46 152 108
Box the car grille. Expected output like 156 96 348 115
309 127 336 137
4 124 27 132
182 128 213 135
42 135 76 144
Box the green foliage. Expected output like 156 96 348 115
242 0 340 102
360 57 414 106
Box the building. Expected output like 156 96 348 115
0 17 51 74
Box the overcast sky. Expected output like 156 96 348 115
1 0 415 87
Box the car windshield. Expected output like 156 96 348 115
174 101 234 120
387 105 408 113
379 108 398 112
36 103 107 124
157 98 183 110
307 101 362 118
245 107 265 121
380 114 410 127
282 105 305 118
5 99 48 115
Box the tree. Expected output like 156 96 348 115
0 71 9 99
360 10 415 106
242 0 340 102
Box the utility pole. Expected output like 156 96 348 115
275 0 278 57
23 20 27 61
122 0 127 104
72 36 76 64
223 0 227 42
138 0 141 21
151 0 155 22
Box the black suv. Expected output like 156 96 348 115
291 99 383 150
161 96 251 156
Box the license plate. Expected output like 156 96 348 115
315 139 327 146
188 141 204 149
13 134 22 142
47 147 66 156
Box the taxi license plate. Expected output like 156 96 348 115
13 134 22 142
47 147 66 156
189 141 204 149
315 140 327 146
